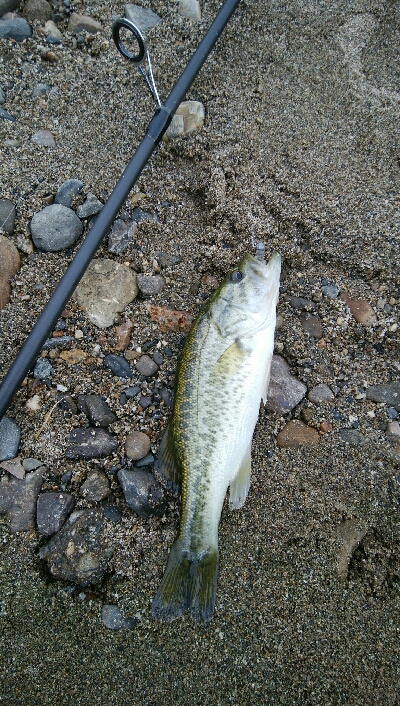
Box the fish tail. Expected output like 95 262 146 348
152 538 218 625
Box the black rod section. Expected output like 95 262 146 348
0 0 241 420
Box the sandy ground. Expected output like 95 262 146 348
0 0 399 703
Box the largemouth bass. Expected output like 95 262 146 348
152 249 281 624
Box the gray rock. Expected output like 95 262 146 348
159 387 173 407
125 385 141 398
80 470 110 502
65 427 118 459
178 0 201 20
124 4 161 33
321 283 340 298
135 453 154 468
0 0 20 18
30 204 83 252
39 509 113 585
102 504 121 523
0 87 5 104
101 604 138 630
54 179 83 207
125 431 151 461
138 396 152 409
103 354 133 378
131 207 159 223
152 350 163 366
137 274 165 297
68 12 102 34
36 492 75 536
32 83 51 97
33 357 54 379
76 194 103 219
0 14 32 41
0 106 15 121
73 259 138 328
77 394 117 427
118 468 166 518
42 336 74 349
0 417 20 461
108 218 137 254
366 381 400 411
23 0 52 23
156 251 181 268
265 355 307 415
338 429 366 446
0 467 44 532
135 354 159 377
299 313 323 339
30 129 56 147
22 457 43 471
0 456 24 479
289 296 315 311
307 384 335 403
0 198 16 233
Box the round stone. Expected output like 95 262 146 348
135 354 159 377
125 431 151 460
30 204 83 252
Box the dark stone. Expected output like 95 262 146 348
299 313 323 339
103 354 133 378
30 204 83 252
0 106 15 121
76 194 103 218
54 179 83 207
0 198 16 233
102 505 122 523
65 427 118 459
0 15 32 41
36 492 75 536
134 453 154 468
338 429 366 446
118 468 166 518
152 350 163 365
156 251 181 268
107 218 137 254
0 416 20 461
139 395 152 409
289 296 315 310
131 207 159 223
77 394 117 427
159 387 173 407
0 467 44 532
0 0 21 18
80 470 110 502
39 509 113 586
366 381 400 411
125 385 141 398
42 336 74 349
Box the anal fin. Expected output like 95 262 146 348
229 443 251 510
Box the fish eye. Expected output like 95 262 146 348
230 270 243 283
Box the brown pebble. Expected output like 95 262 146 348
341 293 377 326
276 420 319 448
146 303 193 333
114 320 134 351
41 51 58 63
319 420 333 433
52 330 66 338
125 431 151 461
59 349 87 364
301 408 314 424
0 235 20 309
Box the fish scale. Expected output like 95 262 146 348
152 250 281 624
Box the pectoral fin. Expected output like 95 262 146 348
154 422 182 489
261 353 273 403
211 339 247 381
229 443 251 510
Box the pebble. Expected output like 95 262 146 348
0 14 32 41
366 381 400 410
0 467 45 532
137 274 165 297
76 193 103 219
387 407 398 420
0 198 16 233
178 0 201 20
65 427 118 459
276 420 319 448
135 453 154 468
118 468 166 518
103 353 133 378
131 207 159 223
139 396 152 409
289 296 315 311
54 179 83 207
33 357 54 379
125 385 141 398
341 293 378 326
0 0 20 16
0 456 25 479
299 313 323 339
0 234 20 308
321 283 340 298
307 384 335 403
0 417 21 461
58 348 87 365
146 303 193 333
387 421 400 442
124 4 161 33
159 387 173 407
107 218 137 254
44 19 62 40
32 83 51 97
114 320 133 351
68 12 102 34
265 355 307 415
22 0 52 23
36 492 75 536
152 350 163 366
101 605 138 630
74 259 138 328
135 354 159 377
39 509 113 586
77 394 117 427
156 251 181 268
338 429 366 445
0 88 4 104
30 204 83 252
125 431 151 461
31 129 56 147
80 470 110 502
165 101 205 139
102 504 122 523
22 457 43 471
0 107 15 121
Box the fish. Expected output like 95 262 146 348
152 248 281 625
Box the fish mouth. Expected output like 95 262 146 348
246 251 281 281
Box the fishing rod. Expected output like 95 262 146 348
0 0 241 421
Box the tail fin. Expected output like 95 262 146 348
152 538 218 625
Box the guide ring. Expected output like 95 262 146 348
112 18 161 108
